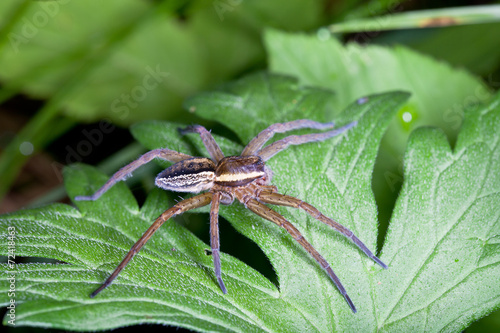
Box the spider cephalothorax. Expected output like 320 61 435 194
76 119 387 313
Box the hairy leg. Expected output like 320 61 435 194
257 121 357 161
245 198 357 313
257 192 387 269
75 148 192 201
90 192 212 297
242 119 335 157
179 125 225 162
210 192 227 293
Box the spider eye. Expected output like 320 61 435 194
155 157 216 193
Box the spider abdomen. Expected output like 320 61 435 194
155 157 216 193
215 156 265 186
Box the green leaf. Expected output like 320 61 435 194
374 90 500 332
183 73 343 143
265 29 491 158
265 28 492 231
4 73 498 331
0 74 410 331
393 22 500 76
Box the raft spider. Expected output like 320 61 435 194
75 119 387 313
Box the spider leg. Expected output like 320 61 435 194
241 119 335 157
257 192 388 269
179 125 225 162
256 121 357 161
75 148 192 201
90 192 212 298
245 198 357 313
210 192 227 294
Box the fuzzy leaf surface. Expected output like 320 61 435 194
2 74 412 331
375 91 500 332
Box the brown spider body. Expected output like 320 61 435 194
76 119 386 313
156 155 267 193
214 156 266 187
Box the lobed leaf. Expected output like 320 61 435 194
265 29 491 160
375 92 500 331
263 28 494 237
3 73 498 332
1 74 409 331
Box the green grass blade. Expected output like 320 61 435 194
329 5 500 33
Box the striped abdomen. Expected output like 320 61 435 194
215 156 265 186
155 157 216 193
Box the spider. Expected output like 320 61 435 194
75 119 387 313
